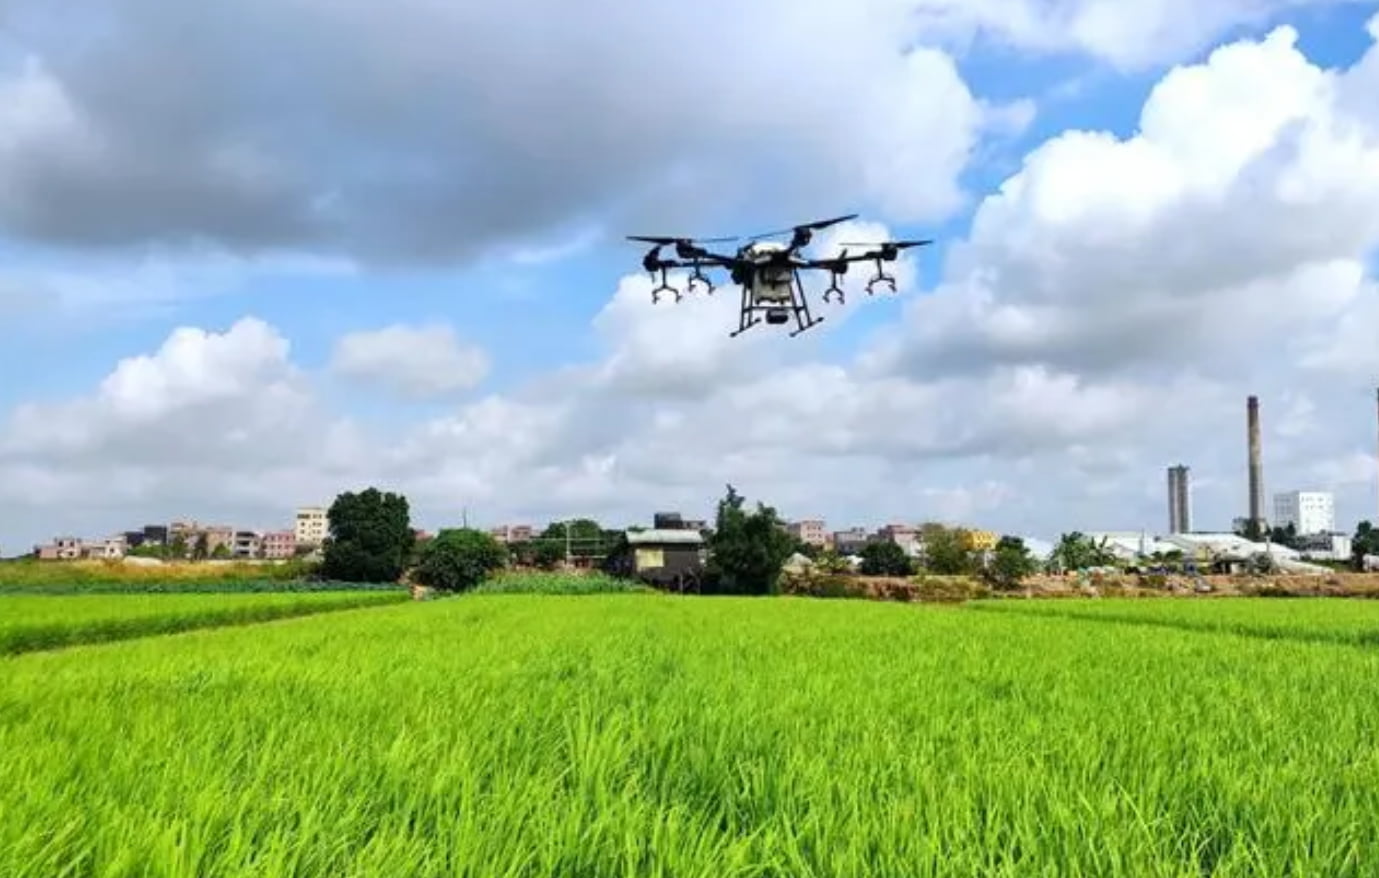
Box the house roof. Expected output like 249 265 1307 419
625 529 705 545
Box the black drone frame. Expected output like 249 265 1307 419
629 215 930 338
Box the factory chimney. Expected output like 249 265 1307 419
1247 395 1264 532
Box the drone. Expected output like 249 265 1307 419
627 214 931 338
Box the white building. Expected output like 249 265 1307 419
295 506 328 546
1272 491 1335 536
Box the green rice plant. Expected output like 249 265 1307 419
970 595 1379 648
2 596 1379 875
0 591 407 654
470 570 652 595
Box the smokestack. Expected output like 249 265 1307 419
1247 395 1263 528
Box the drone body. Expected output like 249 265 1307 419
628 215 931 338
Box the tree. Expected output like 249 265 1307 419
922 526 977 575
210 544 232 560
191 532 210 561
412 528 508 592
1267 522 1299 549
1048 532 1117 572
704 484 796 594
538 518 613 562
532 540 565 570
860 540 913 576
168 534 188 560
320 488 414 583
983 536 1039 590
1354 521 1379 568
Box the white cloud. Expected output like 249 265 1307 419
330 325 489 399
4 13 1379 553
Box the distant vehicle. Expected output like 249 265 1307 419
627 214 932 338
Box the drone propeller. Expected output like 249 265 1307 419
626 234 739 245
838 238 932 258
746 214 858 243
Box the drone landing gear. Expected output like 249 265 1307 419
786 271 824 338
729 283 760 338
687 264 715 296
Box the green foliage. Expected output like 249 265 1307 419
1353 521 1379 567
538 519 616 561
11 597 1379 873
1049 532 1118 572
921 526 977 575
982 536 1039 591
859 540 914 576
320 488 414 583
412 529 508 593
0 591 405 654
531 541 566 570
704 484 796 595
0 558 330 592
471 571 648 595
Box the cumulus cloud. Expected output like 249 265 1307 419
0 0 1023 266
330 325 490 399
4 12 1379 552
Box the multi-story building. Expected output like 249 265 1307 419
832 528 870 555
787 520 828 548
1167 465 1192 534
877 524 923 557
232 531 262 559
489 524 534 544
1273 491 1335 536
295 507 328 547
261 530 297 560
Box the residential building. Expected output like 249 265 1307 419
232 531 262 559
36 537 83 560
1296 533 1352 561
261 530 297 559
204 526 234 555
877 524 923 557
832 528 870 555
142 525 169 545
1273 491 1335 536
295 507 328 546
489 524 534 543
1167 465 1192 534
787 520 828 548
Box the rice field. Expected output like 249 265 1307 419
3 592 1379 875
0 591 407 654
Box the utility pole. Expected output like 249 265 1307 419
565 520 572 565
462 506 468 529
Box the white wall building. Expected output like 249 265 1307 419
1272 491 1335 536
295 506 328 546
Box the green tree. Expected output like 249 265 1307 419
983 536 1039 590
538 518 612 562
705 484 796 594
923 526 977 575
210 543 231 560
1353 521 1379 568
412 528 508 592
859 540 914 576
1049 532 1117 572
190 532 210 561
320 488 414 583
168 534 188 560
532 540 565 570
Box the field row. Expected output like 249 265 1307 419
3 594 1379 875
0 591 409 655
973 595 1379 647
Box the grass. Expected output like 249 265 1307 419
0 558 404 594
3 595 1379 874
971 595 1379 647
0 591 408 654
469 570 652 595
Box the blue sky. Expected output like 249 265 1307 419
2 0 1378 551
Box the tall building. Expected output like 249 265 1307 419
1167 465 1192 534
1273 491 1335 536
295 507 328 546
787 520 828 547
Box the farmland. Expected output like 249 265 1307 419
0 591 408 654
4 590 1379 875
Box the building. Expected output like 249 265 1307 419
489 524 534 544
877 524 923 557
1295 533 1352 562
261 530 297 559
295 507 328 546
832 528 870 555
604 529 705 591
1273 491 1335 536
231 531 262 559
787 520 828 548
1167 465 1192 534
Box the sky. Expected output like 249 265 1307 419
2 0 1379 552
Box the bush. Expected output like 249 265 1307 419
412 529 508 593
472 571 647 595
